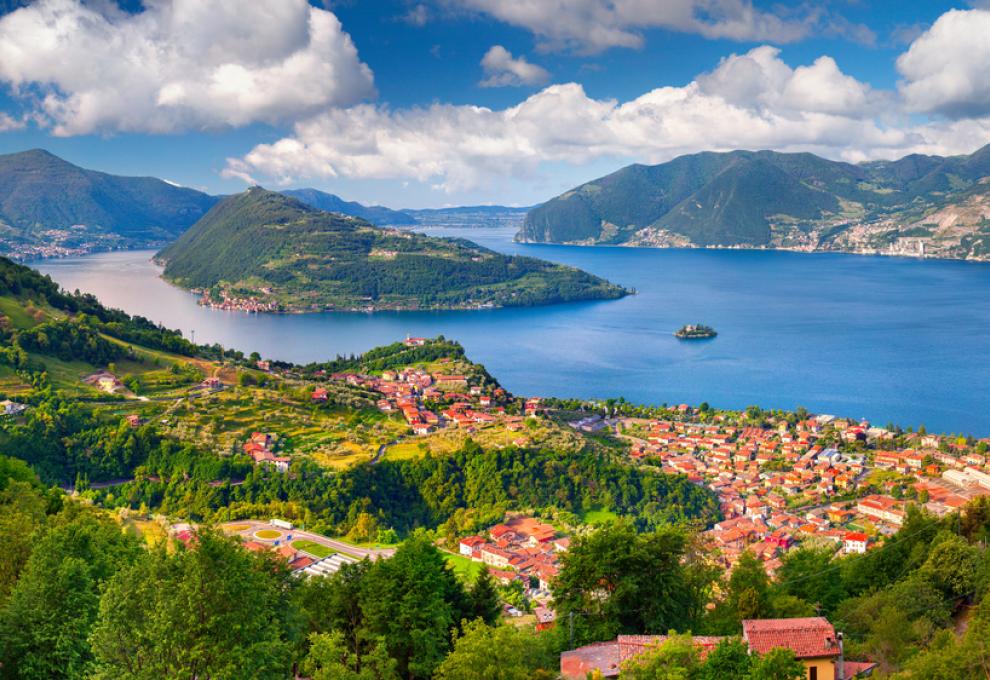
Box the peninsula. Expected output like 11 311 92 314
157 187 629 312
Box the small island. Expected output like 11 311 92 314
674 324 717 339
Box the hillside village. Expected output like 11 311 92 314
223 339 990 581
616 410 990 575
216 339 990 670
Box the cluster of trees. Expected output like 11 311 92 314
14 318 124 365
314 251 625 307
549 503 990 678
297 535 506 679
0 394 241 485
0 455 545 679
91 440 720 539
552 522 713 645
304 338 469 376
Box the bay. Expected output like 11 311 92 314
34 228 990 435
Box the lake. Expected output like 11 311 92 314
34 228 990 435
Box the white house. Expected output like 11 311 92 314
843 532 868 554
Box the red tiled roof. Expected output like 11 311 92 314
289 555 315 570
843 660 878 679
560 641 620 678
743 617 839 658
617 635 725 663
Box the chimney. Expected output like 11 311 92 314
836 631 844 680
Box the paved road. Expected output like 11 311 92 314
223 519 395 560
371 439 399 465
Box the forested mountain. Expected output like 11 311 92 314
282 187 416 226
158 187 628 311
520 145 990 260
0 149 216 256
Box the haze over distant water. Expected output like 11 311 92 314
36 228 990 436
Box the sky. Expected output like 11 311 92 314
1 0 989 209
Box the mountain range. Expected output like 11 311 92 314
157 187 628 311
6 145 990 264
0 149 528 260
519 146 990 260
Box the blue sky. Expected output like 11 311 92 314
1 0 989 208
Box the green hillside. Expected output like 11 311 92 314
659 158 842 246
282 187 416 226
519 144 990 259
158 187 629 311
0 149 216 256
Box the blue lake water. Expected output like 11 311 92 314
34 227 990 435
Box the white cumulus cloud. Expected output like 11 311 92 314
897 8 990 118
225 45 987 195
0 0 375 135
697 46 877 116
480 45 550 87
447 0 868 53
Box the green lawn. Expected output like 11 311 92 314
292 539 336 559
0 297 43 329
581 507 620 525
443 552 483 580
27 353 100 395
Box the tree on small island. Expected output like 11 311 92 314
674 324 717 339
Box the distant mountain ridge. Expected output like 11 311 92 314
281 188 416 226
520 145 990 260
157 187 629 312
0 149 217 258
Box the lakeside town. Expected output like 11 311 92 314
193 285 505 313
0 225 166 261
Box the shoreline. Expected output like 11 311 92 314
188 289 631 315
513 237 990 265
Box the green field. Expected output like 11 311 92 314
581 507 620 525
292 539 335 558
443 552 483 580
0 297 43 329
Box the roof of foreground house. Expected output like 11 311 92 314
742 617 840 658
